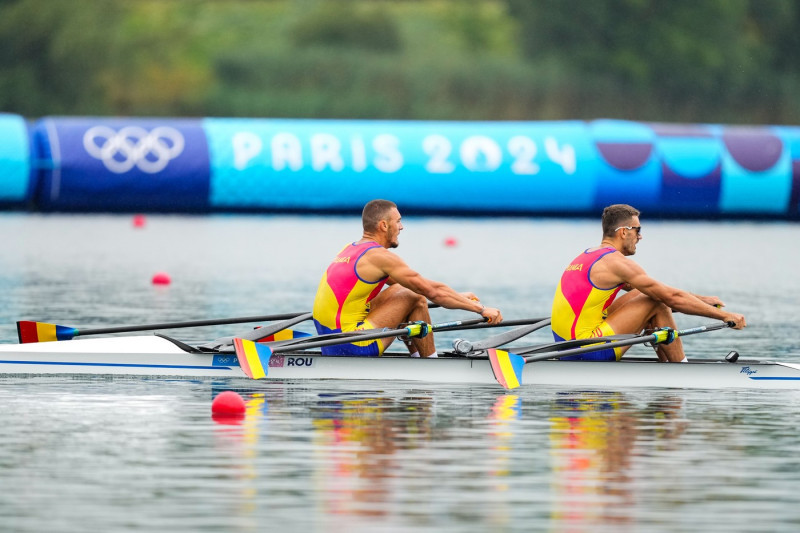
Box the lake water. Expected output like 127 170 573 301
2 213 800 532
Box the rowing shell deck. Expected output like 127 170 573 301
2 335 800 389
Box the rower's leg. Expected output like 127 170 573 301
605 290 685 362
647 306 685 363
404 294 436 357
365 285 435 356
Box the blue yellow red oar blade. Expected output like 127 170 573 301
487 348 525 390
232 338 273 379
17 321 78 343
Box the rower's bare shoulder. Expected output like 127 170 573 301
599 252 644 283
363 246 407 272
362 245 391 263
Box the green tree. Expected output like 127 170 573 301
0 0 124 115
505 0 800 122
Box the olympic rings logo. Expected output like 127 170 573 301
83 126 185 174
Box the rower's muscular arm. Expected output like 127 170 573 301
363 248 502 322
608 257 746 329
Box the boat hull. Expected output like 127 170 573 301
2 336 800 389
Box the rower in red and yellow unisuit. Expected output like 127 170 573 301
313 241 389 356
551 247 623 361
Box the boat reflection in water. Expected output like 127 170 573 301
208 385 690 529
547 392 687 528
308 391 436 518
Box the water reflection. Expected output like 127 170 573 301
210 386 437 521
308 392 434 518
212 387 690 527
201 385 796 532
547 391 687 529
485 394 521 530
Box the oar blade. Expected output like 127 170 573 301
488 349 525 390
257 329 312 343
17 321 78 343
232 338 272 379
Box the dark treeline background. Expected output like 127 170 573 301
1 0 798 124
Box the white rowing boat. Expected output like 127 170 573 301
1 335 800 389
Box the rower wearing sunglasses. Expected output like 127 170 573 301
550 203 746 362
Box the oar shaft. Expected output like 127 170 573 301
523 322 732 363
515 333 638 355
71 303 446 337
82 303 444 336
435 317 549 332
77 313 308 336
271 318 488 353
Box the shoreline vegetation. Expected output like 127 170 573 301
1 0 798 125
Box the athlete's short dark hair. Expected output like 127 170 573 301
601 204 640 238
362 199 398 232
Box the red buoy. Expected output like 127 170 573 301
444 236 458 247
132 214 147 228
212 391 246 416
151 272 171 285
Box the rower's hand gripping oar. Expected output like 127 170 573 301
489 321 735 390
232 317 488 379
16 312 312 344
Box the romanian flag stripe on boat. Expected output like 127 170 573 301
17 321 78 343
232 338 273 379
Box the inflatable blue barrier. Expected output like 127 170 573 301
0 114 798 218
204 118 596 214
204 117 800 218
0 113 33 207
32 117 210 212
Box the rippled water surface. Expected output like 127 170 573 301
2 213 800 532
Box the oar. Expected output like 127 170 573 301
435 316 549 332
243 315 551 352
199 303 450 351
232 317 488 379
488 321 734 390
511 333 640 355
197 313 314 351
451 318 552 353
16 312 311 344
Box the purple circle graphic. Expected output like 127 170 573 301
595 142 654 171
722 129 783 172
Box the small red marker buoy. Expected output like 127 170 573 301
212 391 246 418
132 214 146 228
151 272 171 285
444 236 458 247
